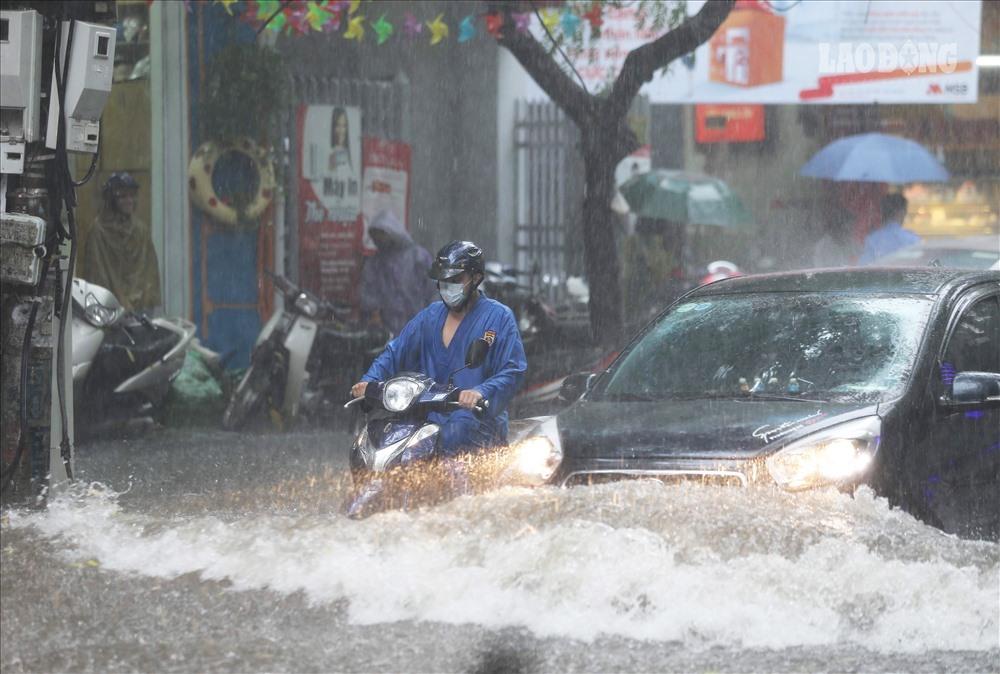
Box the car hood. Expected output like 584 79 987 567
556 399 876 460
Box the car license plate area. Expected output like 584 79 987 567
564 471 746 488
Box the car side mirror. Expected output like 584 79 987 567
559 372 594 402
465 338 490 369
944 371 1000 406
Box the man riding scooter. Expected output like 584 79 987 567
350 240 527 468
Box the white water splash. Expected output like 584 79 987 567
7 480 999 653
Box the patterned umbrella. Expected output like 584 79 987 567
618 170 753 228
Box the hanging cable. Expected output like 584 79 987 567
50 19 78 481
0 300 42 494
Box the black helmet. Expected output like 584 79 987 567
429 240 485 281
102 172 139 199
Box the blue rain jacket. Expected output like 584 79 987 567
361 295 528 454
858 221 921 264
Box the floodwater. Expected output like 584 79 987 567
2 429 998 673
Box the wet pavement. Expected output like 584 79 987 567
2 427 998 673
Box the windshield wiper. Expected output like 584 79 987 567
604 392 656 402
743 392 829 403
654 392 828 403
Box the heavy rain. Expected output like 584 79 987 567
1 1 998 673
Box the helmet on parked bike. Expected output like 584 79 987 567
429 240 485 281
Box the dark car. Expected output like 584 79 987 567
505 269 1000 539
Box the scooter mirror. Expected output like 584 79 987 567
465 338 490 369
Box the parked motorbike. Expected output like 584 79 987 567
72 278 195 439
342 338 494 519
222 273 389 431
482 261 557 348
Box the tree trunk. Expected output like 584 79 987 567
581 125 628 346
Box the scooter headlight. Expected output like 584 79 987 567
293 292 319 318
506 417 562 486
766 416 880 491
382 377 426 412
84 292 123 327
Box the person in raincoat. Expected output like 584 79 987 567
359 210 436 335
79 173 161 313
622 217 687 327
351 240 527 456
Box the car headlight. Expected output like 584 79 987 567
506 417 563 486
84 292 122 327
382 377 426 412
293 292 319 318
765 416 880 491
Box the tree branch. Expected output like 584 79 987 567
608 0 735 120
494 6 594 129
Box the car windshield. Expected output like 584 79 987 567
595 293 936 404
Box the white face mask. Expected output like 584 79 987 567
439 280 469 309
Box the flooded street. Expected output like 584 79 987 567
2 429 997 673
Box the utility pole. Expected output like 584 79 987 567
1 1 118 505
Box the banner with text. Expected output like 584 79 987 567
544 0 981 104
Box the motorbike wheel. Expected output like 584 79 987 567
222 357 278 431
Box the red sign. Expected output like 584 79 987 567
695 104 765 144
361 137 411 255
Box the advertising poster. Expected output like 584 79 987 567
540 0 981 104
297 105 363 302
360 138 412 254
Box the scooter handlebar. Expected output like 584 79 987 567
447 399 490 415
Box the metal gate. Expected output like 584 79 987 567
279 74 410 281
514 100 583 304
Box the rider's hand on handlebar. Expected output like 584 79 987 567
458 389 483 410
351 381 369 399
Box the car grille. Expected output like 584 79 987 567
561 469 748 489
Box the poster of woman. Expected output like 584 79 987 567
302 105 362 222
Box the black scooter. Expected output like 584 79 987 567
343 338 491 519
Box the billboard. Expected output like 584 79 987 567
547 0 981 104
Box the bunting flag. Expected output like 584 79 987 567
372 14 393 45
583 3 604 31
305 1 333 31
539 8 560 34
511 12 531 35
426 14 448 45
343 14 365 41
221 1 607 46
402 12 422 38
215 0 238 16
458 15 475 43
560 10 581 38
484 13 503 39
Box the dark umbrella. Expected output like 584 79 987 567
618 170 753 228
800 132 949 183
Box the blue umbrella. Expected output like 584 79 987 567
800 132 949 183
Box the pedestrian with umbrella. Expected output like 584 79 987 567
800 132 950 264
617 170 753 326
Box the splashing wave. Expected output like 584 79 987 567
7 480 998 652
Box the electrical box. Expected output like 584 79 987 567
45 20 116 154
0 10 43 174
0 212 47 286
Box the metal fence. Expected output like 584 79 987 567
514 100 583 305
279 75 410 281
